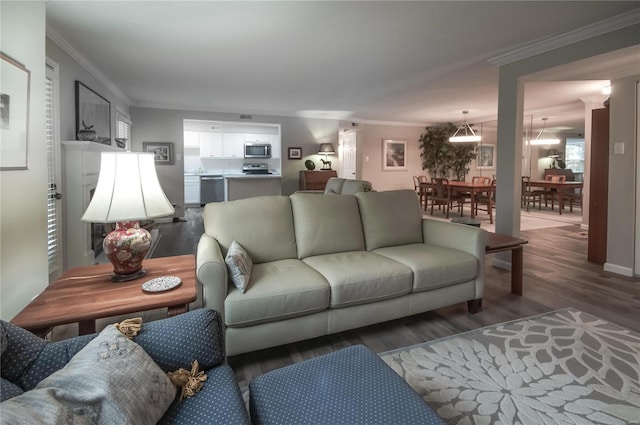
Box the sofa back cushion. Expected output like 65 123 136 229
290 193 365 258
203 196 297 263
355 190 423 250
324 178 345 194
341 179 371 195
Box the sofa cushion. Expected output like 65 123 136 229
225 240 253 293
224 259 330 327
356 190 423 250
374 243 479 291
290 193 365 258
203 196 297 264
323 177 345 194
341 179 371 195
0 325 176 425
303 251 413 308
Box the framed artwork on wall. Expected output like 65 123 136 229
75 81 111 145
1 52 31 170
288 147 302 159
143 142 174 165
477 144 495 169
382 139 407 171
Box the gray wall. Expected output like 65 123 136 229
0 1 48 320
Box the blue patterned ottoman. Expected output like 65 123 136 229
249 344 444 424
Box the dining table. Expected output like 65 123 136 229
529 180 583 215
420 180 494 219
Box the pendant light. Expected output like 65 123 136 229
529 117 560 145
449 110 481 143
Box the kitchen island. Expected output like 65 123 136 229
225 174 282 201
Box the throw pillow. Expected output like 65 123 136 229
0 325 176 425
225 240 253 293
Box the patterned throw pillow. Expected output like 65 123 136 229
225 240 253 293
0 325 176 425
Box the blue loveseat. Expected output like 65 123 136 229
0 309 250 425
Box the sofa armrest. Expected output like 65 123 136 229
196 234 228 320
422 219 487 298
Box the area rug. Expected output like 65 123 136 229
380 308 640 425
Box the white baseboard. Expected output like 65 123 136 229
603 262 634 277
580 224 589 231
492 257 512 271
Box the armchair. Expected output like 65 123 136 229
1 309 250 425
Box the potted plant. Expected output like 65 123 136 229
419 123 477 180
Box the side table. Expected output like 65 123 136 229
11 255 197 337
485 232 528 295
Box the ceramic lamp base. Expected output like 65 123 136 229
103 221 152 282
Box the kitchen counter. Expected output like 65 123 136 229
224 174 281 179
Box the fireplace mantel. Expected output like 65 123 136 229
62 141 122 270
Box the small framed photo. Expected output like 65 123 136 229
382 139 407 171
143 142 174 165
477 144 495 169
288 147 302 160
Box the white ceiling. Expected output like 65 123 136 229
46 1 640 133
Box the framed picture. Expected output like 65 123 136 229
143 142 174 165
477 144 495 169
75 81 111 145
288 147 302 159
382 139 407 171
1 52 31 170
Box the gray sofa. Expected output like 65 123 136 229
297 177 372 195
197 189 487 356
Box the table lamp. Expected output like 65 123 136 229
318 143 335 170
82 152 175 282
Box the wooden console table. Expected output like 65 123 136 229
299 170 337 190
11 255 197 336
485 233 528 295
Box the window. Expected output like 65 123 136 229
116 109 131 149
565 138 585 173
46 61 61 276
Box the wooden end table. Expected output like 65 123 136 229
485 233 528 295
11 255 197 337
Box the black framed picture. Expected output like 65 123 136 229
75 81 111 145
288 147 302 159
143 141 174 165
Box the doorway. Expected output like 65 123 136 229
339 130 357 180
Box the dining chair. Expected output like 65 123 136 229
521 176 542 212
563 185 583 212
413 175 430 209
474 178 496 223
430 178 464 218
543 174 566 210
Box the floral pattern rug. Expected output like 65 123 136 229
380 309 640 425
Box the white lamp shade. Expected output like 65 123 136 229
82 152 175 223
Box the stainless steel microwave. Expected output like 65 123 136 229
244 143 272 158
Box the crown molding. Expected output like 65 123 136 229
488 9 640 66
47 25 131 106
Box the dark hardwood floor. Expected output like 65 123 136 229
57 208 640 389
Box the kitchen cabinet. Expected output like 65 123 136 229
269 134 281 159
199 132 223 158
244 133 270 144
222 133 245 158
184 175 201 205
184 131 201 148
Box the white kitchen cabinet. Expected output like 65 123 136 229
199 132 223 158
184 175 201 205
269 134 281 158
244 133 271 143
222 133 245 158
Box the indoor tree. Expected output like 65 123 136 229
419 123 477 180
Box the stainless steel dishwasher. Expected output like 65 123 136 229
200 175 225 205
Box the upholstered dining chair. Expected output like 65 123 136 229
429 178 464 218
